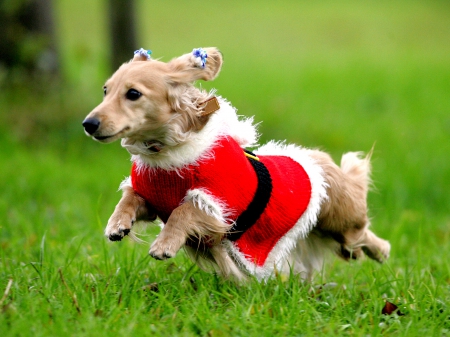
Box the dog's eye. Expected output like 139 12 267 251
103 86 107 96
126 89 142 101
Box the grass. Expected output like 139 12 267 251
1 0 450 335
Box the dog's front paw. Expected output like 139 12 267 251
149 235 184 260
104 213 134 241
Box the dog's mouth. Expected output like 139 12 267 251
94 135 114 141
93 127 130 143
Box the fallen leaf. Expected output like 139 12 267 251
382 301 404 316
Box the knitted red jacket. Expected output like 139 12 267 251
131 136 313 273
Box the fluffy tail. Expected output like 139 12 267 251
340 150 372 195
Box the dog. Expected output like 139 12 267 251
83 47 390 281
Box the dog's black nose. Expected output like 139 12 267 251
82 118 100 135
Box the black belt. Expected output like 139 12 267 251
227 150 273 241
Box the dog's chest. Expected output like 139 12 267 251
132 167 195 223
130 137 258 223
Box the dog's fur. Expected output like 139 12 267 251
83 47 390 281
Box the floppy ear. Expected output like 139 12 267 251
167 47 223 83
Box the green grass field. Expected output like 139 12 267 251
1 0 450 335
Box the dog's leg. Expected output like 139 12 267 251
310 149 390 263
105 186 155 241
358 228 391 262
184 244 248 281
336 226 390 263
149 200 227 260
209 245 247 281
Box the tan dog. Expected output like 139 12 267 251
83 47 390 281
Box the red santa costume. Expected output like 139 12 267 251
122 97 328 280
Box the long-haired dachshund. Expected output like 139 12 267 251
83 47 390 281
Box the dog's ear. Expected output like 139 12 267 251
167 47 223 83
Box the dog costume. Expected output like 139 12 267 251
130 127 328 279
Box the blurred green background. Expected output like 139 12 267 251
2 0 448 237
1 0 450 335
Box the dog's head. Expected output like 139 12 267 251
82 48 223 150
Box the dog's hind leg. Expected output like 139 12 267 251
105 184 156 241
310 150 390 263
354 228 391 263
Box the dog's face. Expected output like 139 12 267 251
83 48 223 145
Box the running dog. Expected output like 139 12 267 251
82 47 390 281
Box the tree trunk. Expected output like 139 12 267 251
108 0 138 70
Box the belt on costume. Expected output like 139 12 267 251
226 150 273 241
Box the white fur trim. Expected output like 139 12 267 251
184 188 234 225
223 141 329 280
118 176 132 190
128 97 258 172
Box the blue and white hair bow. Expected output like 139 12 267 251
192 48 208 68
134 48 152 60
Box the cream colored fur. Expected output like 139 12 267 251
83 47 390 282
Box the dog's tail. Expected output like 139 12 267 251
340 149 373 196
